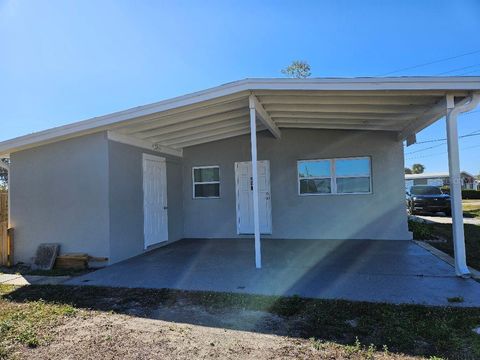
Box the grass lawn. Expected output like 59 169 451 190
1 285 480 359
409 199 480 271
464 200 480 218
428 222 480 271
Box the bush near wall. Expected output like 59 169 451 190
440 187 480 199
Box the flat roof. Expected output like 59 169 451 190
405 171 474 180
1 76 480 156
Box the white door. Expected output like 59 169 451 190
235 160 272 234
143 154 168 248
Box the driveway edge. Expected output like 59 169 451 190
414 240 480 280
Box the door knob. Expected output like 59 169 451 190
163 206 168 210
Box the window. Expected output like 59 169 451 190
298 159 332 194
193 166 220 198
298 157 371 195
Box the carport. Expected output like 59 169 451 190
1 77 479 276
66 239 480 306
85 78 479 276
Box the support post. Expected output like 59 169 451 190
445 93 480 277
249 97 261 269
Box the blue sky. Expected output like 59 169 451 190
1 0 479 175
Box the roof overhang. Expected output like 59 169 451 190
1 77 480 157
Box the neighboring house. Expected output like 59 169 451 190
405 172 476 191
0 77 479 277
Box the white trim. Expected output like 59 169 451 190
297 156 372 196
0 77 479 156
107 131 183 157
234 160 272 236
249 94 281 139
143 153 166 163
192 166 220 199
445 93 480 277
249 106 262 269
142 153 168 249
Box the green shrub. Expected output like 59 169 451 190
461 190 480 199
439 187 480 199
408 220 436 240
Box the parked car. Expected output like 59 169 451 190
406 185 451 216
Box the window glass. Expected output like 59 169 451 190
194 167 219 182
335 158 370 177
298 160 331 178
410 186 442 195
300 179 332 194
298 157 371 195
194 184 220 198
336 177 370 193
193 166 220 198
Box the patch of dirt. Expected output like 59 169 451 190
12 306 418 360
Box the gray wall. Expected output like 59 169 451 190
182 129 411 240
9 127 410 266
10 133 111 264
108 141 183 264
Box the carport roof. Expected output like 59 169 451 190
1 76 480 157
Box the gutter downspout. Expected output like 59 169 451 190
446 93 480 277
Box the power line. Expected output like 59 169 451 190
404 130 480 156
403 112 480 146
436 63 480 75
404 143 445 155
379 49 480 76
457 69 480 76
405 143 480 160
405 128 480 147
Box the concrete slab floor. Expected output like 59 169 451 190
66 239 480 307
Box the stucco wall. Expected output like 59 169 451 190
182 128 411 240
10 133 111 264
9 127 410 266
108 141 183 264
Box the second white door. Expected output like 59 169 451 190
235 160 272 234
143 154 168 249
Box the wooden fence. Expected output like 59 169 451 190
0 192 10 266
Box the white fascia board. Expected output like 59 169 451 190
243 77 480 91
1 77 479 156
107 131 183 158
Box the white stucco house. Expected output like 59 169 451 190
0 77 479 278
405 171 476 191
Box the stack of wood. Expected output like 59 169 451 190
55 253 108 270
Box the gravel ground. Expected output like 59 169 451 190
14 306 419 360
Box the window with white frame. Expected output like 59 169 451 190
192 166 220 198
298 157 371 195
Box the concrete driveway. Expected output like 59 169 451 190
413 214 480 225
66 239 480 307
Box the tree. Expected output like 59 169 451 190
281 60 311 79
0 158 9 190
412 163 425 174
404 167 412 174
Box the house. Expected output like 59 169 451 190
0 77 479 278
405 171 476 191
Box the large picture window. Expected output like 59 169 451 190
192 166 220 198
298 157 371 195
